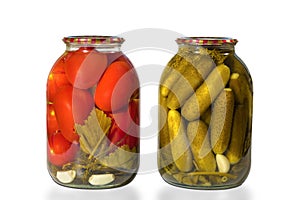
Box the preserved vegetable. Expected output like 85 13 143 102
47 36 139 189
158 37 253 189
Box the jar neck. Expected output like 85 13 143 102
178 43 235 54
66 43 122 52
177 37 237 54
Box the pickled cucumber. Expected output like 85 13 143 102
226 105 248 164
229 73 252 105
201 108 211 126
229 73 253 156
167 55 215 109
168 110 193 172
160 54 186 97
159 95 169 147
243 99 252 156
225 53 252 85
187 120 216 172
158 95 173 168
210 88 235 154
181 64 231 121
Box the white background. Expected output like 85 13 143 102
1 0 299 199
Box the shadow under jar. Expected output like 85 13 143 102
158 37 253 189
47 36 140 189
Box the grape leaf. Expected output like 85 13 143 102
98 145 138 171
75 108 112 159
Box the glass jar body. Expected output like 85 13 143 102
158 38 252 189
47 36 140 189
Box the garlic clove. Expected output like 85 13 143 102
88 174 115 186
216 154 230 173
56 170 76 184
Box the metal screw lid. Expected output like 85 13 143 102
176 37 238 46
63 36 124 45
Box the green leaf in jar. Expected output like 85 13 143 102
75 108 112 159
98 145 138 171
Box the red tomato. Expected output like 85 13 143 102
108 125 138 149
125 99 139 149
108 123 127 147
125 135 139 149
129 99 140 126
53 85 94 142
47 52 71 103
108 99 139 149
113 99 139 134
71 87 95 124
107 52 131 66
47 132 79 166
94 61 139 112
65 47 107 89
47 104 59 138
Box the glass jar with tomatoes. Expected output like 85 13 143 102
47 36 140 189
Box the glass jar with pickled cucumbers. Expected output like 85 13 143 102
47 36 139 189
158 37 252 189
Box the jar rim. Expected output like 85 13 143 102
63 36 125 45
176 37 238 46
